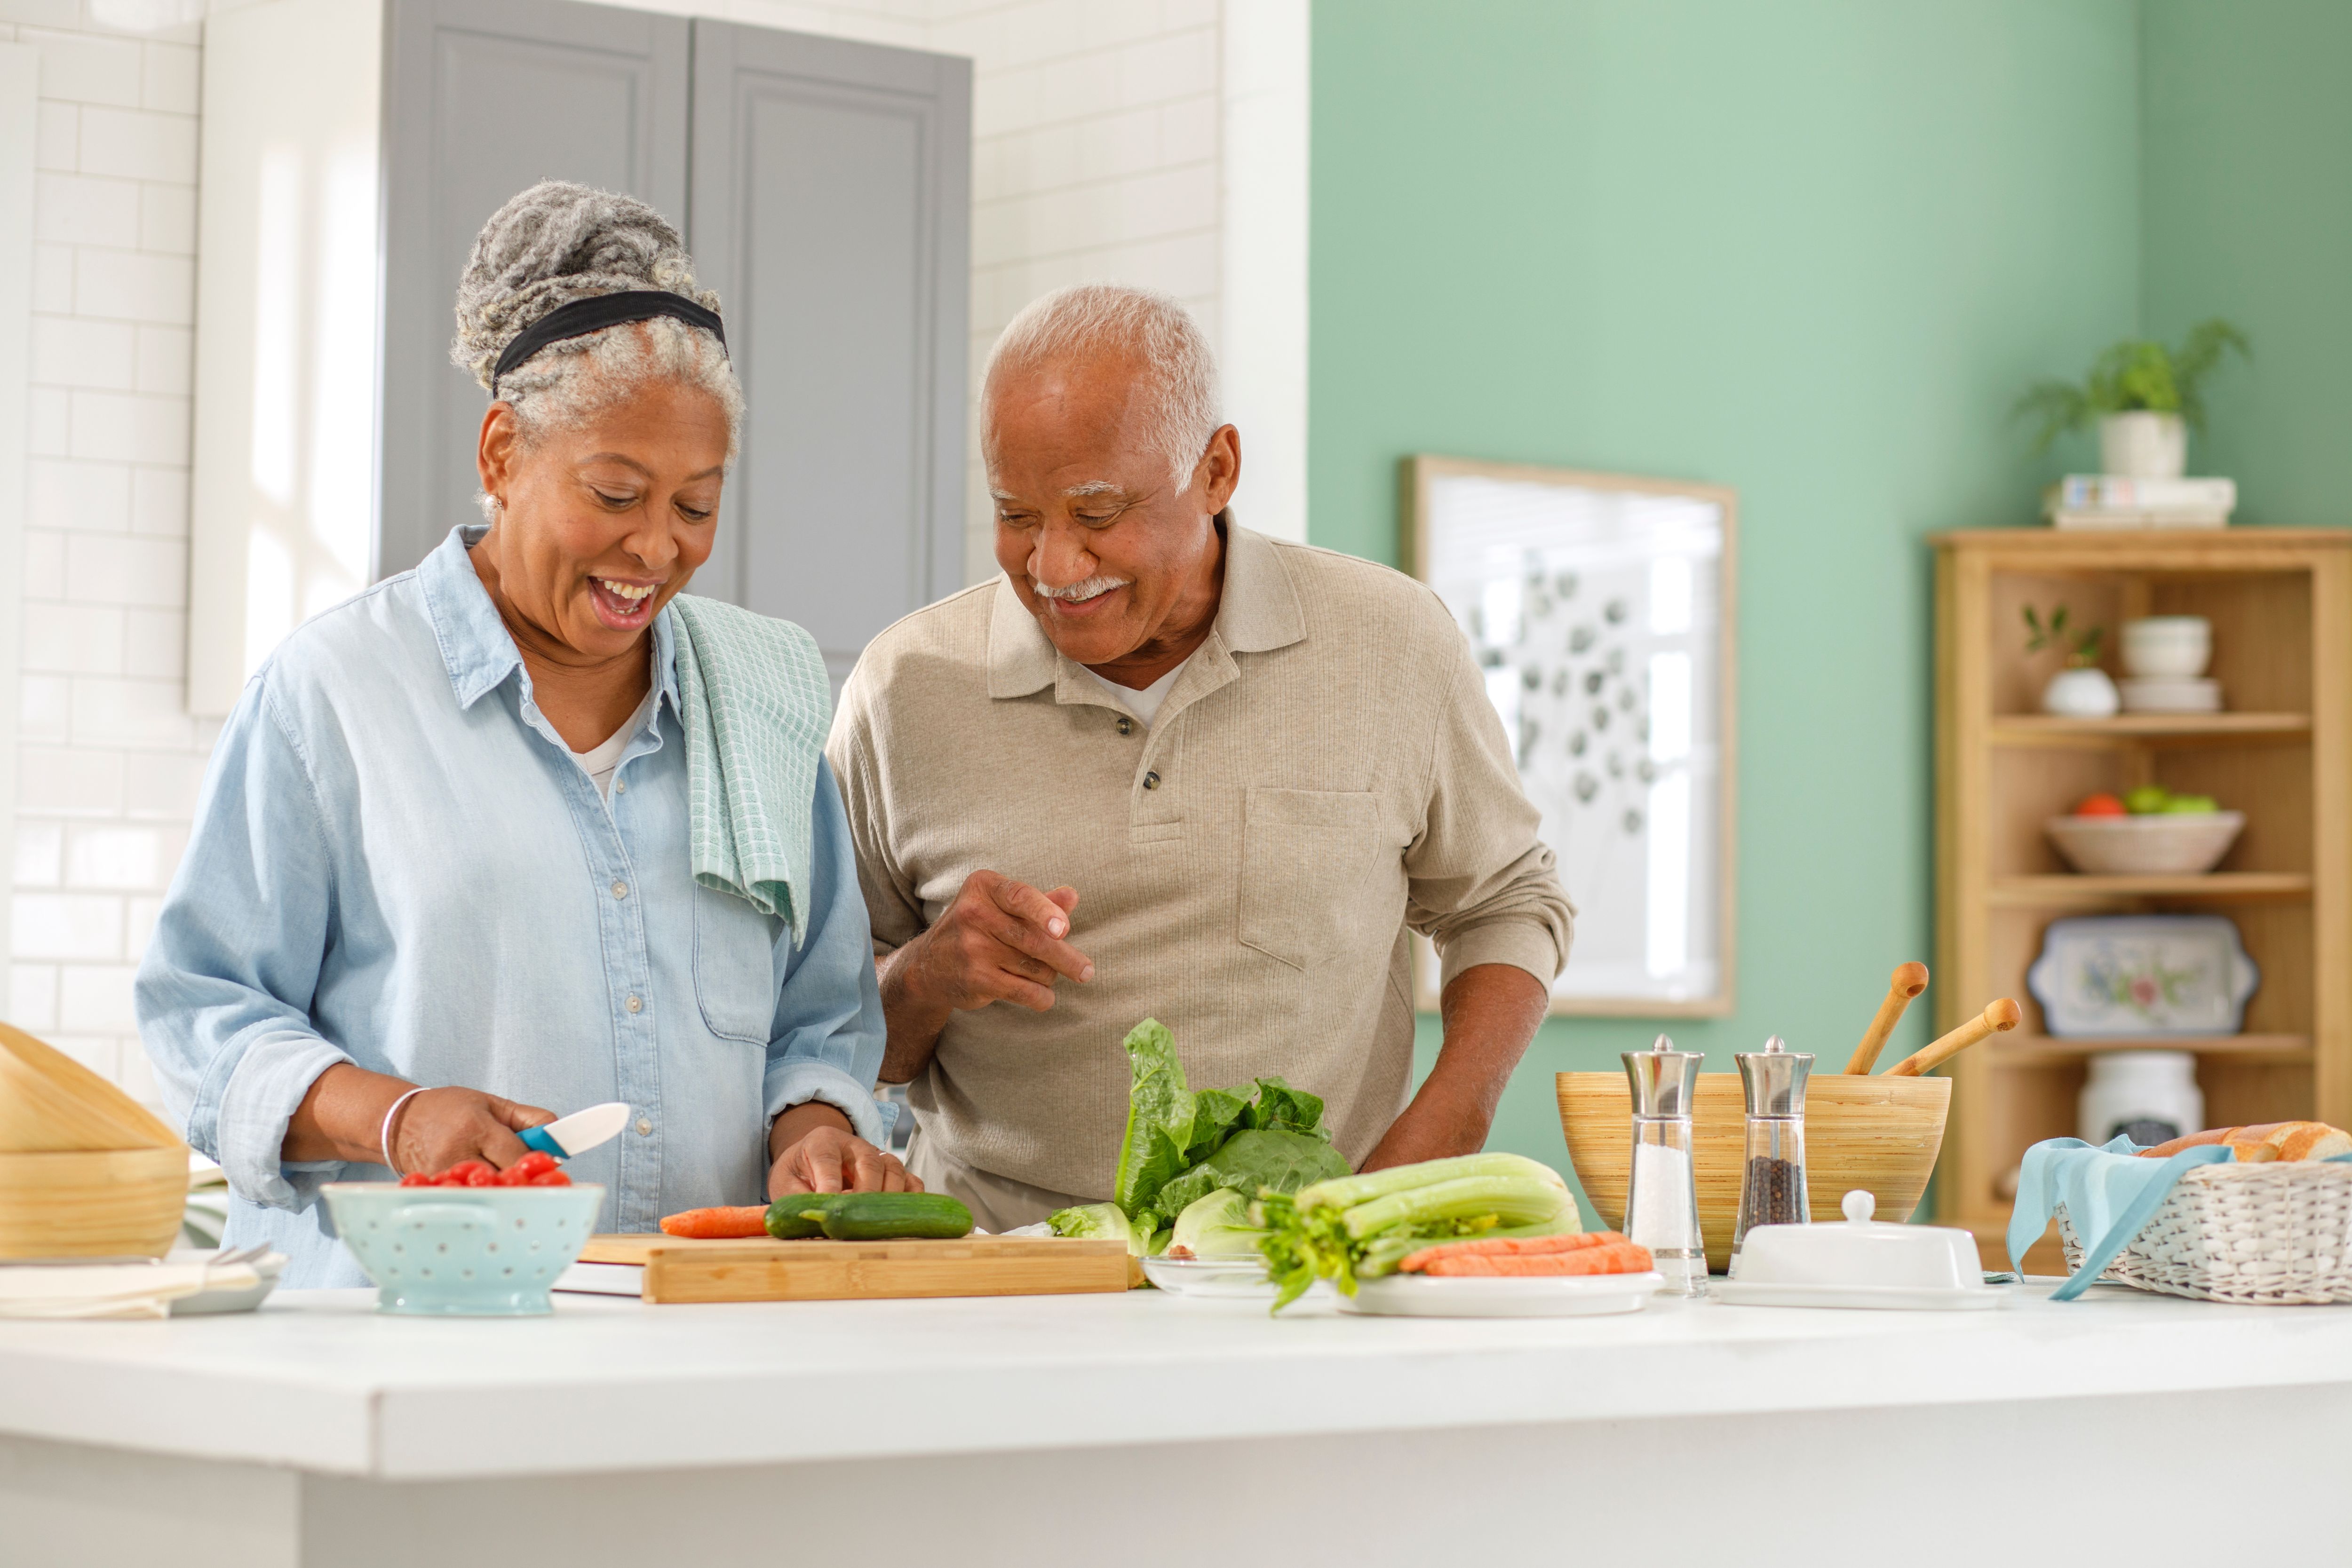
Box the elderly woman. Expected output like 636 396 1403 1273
136 182 913 1286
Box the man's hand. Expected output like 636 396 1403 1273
878 870 1093 1081
766 1101 921 1197
1359 964 1549 1172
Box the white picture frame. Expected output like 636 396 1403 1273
1404 456 1737 1017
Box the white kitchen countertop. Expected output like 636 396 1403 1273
1 1282 2346 1481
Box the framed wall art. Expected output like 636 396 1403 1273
1404 456 1737 1016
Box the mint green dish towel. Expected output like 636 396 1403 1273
667 595 831 950
2008 1137 2234 1299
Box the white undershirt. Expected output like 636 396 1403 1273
571 683 659 800
1087 653 1191 727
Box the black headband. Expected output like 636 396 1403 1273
492 291 727 394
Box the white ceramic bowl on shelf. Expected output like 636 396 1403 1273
2121 616 2212 679
2044 811 2245 876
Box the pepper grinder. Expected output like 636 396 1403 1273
1621 1033 1706 1296
1731 1034 1813 1270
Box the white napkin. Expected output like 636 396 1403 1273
0 1262 259 1320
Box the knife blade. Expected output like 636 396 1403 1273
518 1101 632 1160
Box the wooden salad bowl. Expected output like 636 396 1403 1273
1557 1072 1950 1274
0 1146 189 1259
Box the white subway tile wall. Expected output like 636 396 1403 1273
5 0 1229 1112
6 3 212 1095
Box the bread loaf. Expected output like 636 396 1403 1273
2136 1122 2352 1162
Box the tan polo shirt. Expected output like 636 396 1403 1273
826 524 1573 1198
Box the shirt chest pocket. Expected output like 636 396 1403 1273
692 882 783 1044
1237 788 1387 971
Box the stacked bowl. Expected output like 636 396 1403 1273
0 1023 189 1258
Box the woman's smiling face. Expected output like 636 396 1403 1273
474 365 730 663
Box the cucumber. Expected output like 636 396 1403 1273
816 1192 974 1241
764 1192 850 1239
764 1192 974 1241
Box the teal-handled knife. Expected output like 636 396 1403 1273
517 1102 631 1160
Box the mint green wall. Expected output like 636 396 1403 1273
1307 1 2145 1180
2143 0 2352 527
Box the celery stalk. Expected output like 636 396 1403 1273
1339 1175 1575 1240
1294 1154 1565 1214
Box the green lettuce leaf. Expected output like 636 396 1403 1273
1168 1188 1264 1258
1049 1201 1144 1255
1151 1129 1350 1217
1112 1018 1195 1218
1243 1077 1328 1138
1185 1086 1249 1163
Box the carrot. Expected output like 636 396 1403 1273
1398 1229 1627 1273
1422 1241 1654 1278
659 1205 771 1239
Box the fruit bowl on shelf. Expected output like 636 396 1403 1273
2045 811 2245 876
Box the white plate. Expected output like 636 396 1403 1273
1712 1280 2000 1311
1338 1270 1663 1318
1141 1253 1275 1298
162 1250 287 1315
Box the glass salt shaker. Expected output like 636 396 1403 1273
1731 1034 1813 1269
1621 1034 1706 1296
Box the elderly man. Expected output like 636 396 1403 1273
826 284 1572 1228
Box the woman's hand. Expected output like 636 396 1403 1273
385 1086 558 1177
282 1064 556 1176
766 1101 921 1196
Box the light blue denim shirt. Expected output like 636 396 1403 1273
136 526 890 1287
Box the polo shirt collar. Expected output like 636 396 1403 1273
416 523 680 715
985 515 1307 700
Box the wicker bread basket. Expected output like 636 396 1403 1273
2055 1160 2352 1305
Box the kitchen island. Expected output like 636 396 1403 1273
3 1283 2348 1567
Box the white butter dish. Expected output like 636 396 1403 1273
1716 1191 1998 1311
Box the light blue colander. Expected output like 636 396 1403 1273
322 1182 604 1315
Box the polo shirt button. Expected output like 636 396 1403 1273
1144 771 1160 790
1116 717 1133 736
612 879 629 899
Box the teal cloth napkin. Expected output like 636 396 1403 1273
2010 1136 2352 1300
666 595 832 950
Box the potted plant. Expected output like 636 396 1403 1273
2014 319 2249 479
2025 603 2117 717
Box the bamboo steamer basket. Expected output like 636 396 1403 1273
1558 1071 1950 1274
0 1022 180 1152
0 1146 189 1259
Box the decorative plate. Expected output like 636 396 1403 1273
2026 915 2258 1037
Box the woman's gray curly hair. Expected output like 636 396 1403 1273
451 180 743 505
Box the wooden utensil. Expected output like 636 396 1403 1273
1884 998 2022 1077
1843 961 1930 1074
576 1233 1131 1304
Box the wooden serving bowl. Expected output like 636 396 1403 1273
0 1146 188 1259
1557 1072 1950 1274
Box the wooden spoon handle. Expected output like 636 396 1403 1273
1886 998 2023 1077
1844 961 1930 1075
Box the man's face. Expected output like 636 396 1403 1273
987 354 1238 670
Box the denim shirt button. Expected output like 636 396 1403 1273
611 880 629 899
635 1117 653 1136
625 994 644 1014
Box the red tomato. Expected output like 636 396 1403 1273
511 1151 559 1179
398 1172 431 1187
529 1170 573 1187
2074 792 2128 817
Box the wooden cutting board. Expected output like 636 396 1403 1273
577 1232 1132 1304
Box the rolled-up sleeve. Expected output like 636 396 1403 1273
764 756 893 1146
1404 641 1576 991
135 679 352 1211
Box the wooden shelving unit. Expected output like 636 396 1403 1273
1934 529 2352 1265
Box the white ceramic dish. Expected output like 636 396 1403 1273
1712 1280 2000 1311
1141 1253 1275 1298
2120 616 2211 679
1337 1270 1662 1318
2119 676 2222 713
2027 913 2260 1037
2044 811 2243 875
165 1249 287 1315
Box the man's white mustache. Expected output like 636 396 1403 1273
1030 575 1131 602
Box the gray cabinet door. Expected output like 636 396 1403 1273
689 24 971 684
377 0 690 581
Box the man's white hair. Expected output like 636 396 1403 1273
980 283 1220 490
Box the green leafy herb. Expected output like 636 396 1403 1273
2013 319 2250 451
